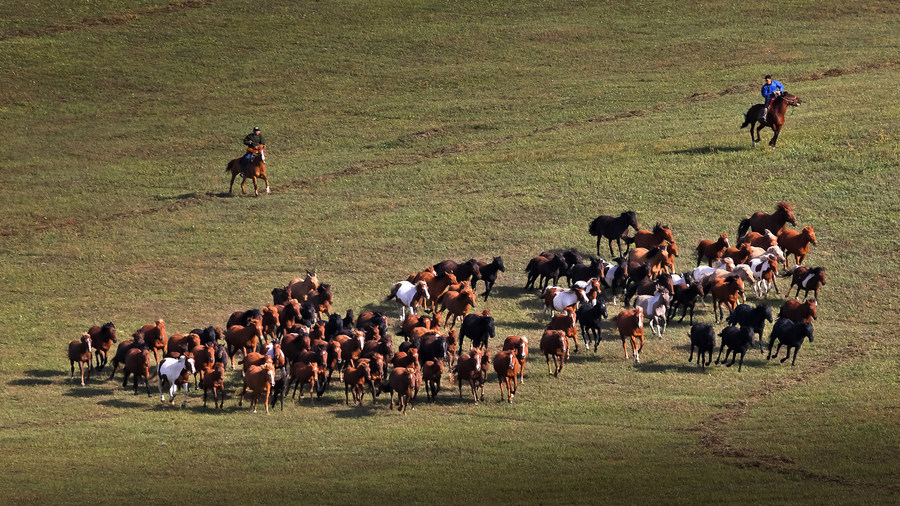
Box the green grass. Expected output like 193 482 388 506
1 0 899 503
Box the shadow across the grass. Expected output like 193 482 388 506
62 385 114 398
98 398 150 409
10 369 64 386
333 405 379 418
664 145 745 155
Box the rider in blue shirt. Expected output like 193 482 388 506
759 75 784 123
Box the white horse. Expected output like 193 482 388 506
386 280 430 320
634 288 670 338
749 244 786 263
692 258 734 284
541 286 589 315
158 355 196 407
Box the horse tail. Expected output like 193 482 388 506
737 219 751 238
740 111 752 129
384 283 400 302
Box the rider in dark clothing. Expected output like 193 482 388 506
240 127 266 174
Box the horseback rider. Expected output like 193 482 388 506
758 75 784 123
240 126 266 176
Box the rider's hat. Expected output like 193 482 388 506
764 75 772 79
253 126 260 131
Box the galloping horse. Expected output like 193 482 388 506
741 92 803 148
226 144 270 196
738 202 796 237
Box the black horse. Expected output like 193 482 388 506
524 253 566 290
417 334 449 366
473 256 505 301
457 312 495 353
433 258 482 284
576 298 608 352
589 211 639 257
190 326 223 347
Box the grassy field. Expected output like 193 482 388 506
1 0 899 503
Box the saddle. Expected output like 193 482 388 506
240 149 258 170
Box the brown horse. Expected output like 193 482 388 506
631 223 676 250
695 235 730 267
778 226 817 269
226 144 270 196
741 92 803 148
738 202 796 237
492 350 521 403
611 307 644 363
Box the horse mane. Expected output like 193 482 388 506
652 222 664 234
776 201 794 215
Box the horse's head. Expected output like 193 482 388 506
761 304 773 323
257 144 266 163
807 299 818 320
803 226 817 245
103 322 117 343
781 93 802 107
81 333 93 352
493 256 505 272
777 202 796 226
623 211 639 231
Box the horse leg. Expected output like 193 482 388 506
791 346 800 366
608 239 616 259
261 174 271 194
228 170 238 194
737 351 746 372
715 343 725 364
769 125 781 148
546 354 553 375
622 339 629 359
252 176 259 197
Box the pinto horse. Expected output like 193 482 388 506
589 211 639 257
226 144 270 196
741 92 803 148
738 201 796 237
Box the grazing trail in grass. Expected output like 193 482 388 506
696 337 900 493
0 0 223 41
1 60 896 241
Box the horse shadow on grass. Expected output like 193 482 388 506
333 404 379 418
664 145 745 155
62 385 115 398
488 285 529 301
8 369 64 386
97 398 149 409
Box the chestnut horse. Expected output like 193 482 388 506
778 226 817 269
740 92 803 148
226 144 270 196
738 202 796 237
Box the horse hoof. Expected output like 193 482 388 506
266 187 271 193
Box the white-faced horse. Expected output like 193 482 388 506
158 355 197 407
385 280 431 320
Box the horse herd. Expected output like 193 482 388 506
66 202 825 413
